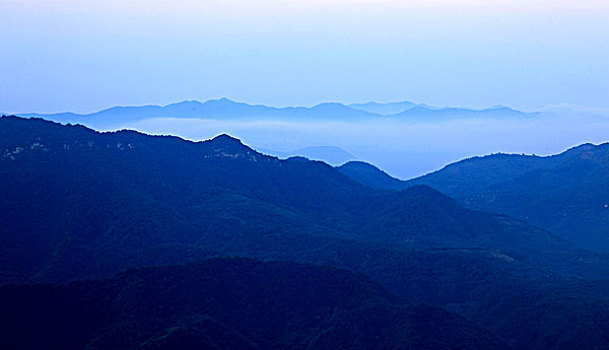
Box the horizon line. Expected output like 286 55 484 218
9 97 538 116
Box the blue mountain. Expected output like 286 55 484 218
348 101 419 115
17 98 537 128
20 98 378 128
258 145 358 165
393 105 537 120
3 116 609 350
339 142 609 252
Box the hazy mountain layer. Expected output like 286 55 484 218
348 101 418 115
17 98 536 129
2 116 609 349
1 116 598 285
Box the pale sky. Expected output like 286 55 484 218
1 0 608 113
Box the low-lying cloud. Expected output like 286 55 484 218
116 111 609 179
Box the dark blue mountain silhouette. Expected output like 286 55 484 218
2 116 609 349
0 258 510 350
339 143 609 251
258 145 358 165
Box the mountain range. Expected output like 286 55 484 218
338 143 609 252
256 146 358 166
348 101 420 115
0 258 508 350
1 115 609 350
1 115 598 283
16 98 537 129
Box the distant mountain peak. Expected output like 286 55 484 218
171 99 204 105
393 104 533 120
203 133 268 161
286 156 310 163
341 160 383 170
560 142 609 163
203 97 240 106
311 102 352 110
337 160 407 190
348 101 418 115
210 133 240 142
207 133 246 149
259 145 357 166
566 142 596 152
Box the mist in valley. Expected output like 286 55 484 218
113 107 609 179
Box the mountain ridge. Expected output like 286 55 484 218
258 145 358 166
1 115 597 286
337 161 406 190
337 141 609 251
13 98 538 128
3 116 609 349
